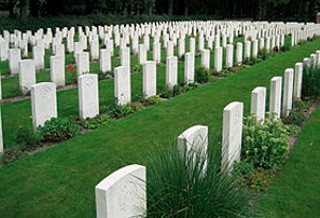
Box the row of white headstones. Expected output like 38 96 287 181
0 21 319 96
93 50 320 218
0 21 320 153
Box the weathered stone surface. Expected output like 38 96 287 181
282 68 294 118
251 87 266 121
143 61 157 98
95 164 146 218
166 56 178 89
184 52 195 84
269 77 282 119
78 74 99 119
31 82 57 130
177 125 208 176
114 66 131 105
19 59 36 94
222 102 243 171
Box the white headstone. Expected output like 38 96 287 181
190 38 195 53
78 74 99 119
293 62 303 99
0 41 9 61
139 44 147 65
95 164 146 218
153 42 161 64
251 87 266 121
19 59 36 94
31 82 57 130
178 38 185 57
226 44 234 68
282 68 294 117
50 55 65 87
114 66 131 106
222 102 243 171
100 49 112 73
252 39 258 58
177 125 208 176
90 39 99 61
9 48 21 75
143 61 157 98
33 46 45 71
236 42 243 65
184 52 195 84
214 46 223 72
77 52 90 76
201 49 210 69
166 56 178 89
166 41 174 57
269 77 282 119
244 41 251 59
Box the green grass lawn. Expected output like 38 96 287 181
0 35 291 147
0 38 318 217
256 108 320 218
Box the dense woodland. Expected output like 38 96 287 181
0 0 319 22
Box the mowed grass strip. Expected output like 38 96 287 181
256 108 320 218
0 39 319 217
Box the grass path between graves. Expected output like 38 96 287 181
255 107 320 218
0 39 320 217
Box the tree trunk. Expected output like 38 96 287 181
20 0 27 21
184 2 189 16
168 0 173 16
8 0 16 18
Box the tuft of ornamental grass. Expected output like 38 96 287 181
146 145 255 218
302 66 320 100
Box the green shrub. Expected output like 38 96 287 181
147 146 254 217
39 117 80 142
242 115 290 169
80 114 111 129
280 44 290 52
16 127 43 151
140 96 164 107
282 111 306 126
286 124 302 135
132 64 142 73
160 85 183 98
184 82 199 92
109 102 144 118
258 48 268 60
195 66 209 83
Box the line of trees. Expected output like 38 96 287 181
1 0 320 22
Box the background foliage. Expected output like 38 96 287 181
0 0 319 28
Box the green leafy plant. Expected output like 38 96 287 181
280 44 290 52
147 146 255 217
139 96 164 107
282 111 306 127
195 66 209 83
286 124 302 135
38 117 80 142
132 64 142 73
109 102 144 118
183 82 199 92
160 85 183 99
242 115 290 169
16 127 43 151
80 114 111 129
258 48 268 60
